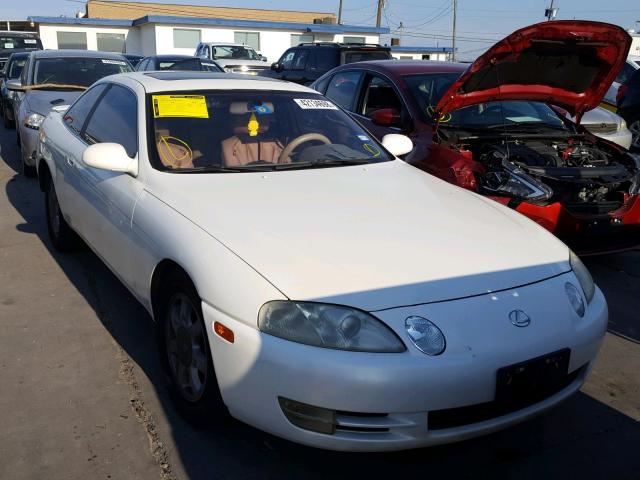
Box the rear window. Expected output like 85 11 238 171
0 36 42 51
343 50 390 64
158 58 202 71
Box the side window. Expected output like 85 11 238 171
360 75 402 118
63 84 109 135
203 45 210 59
313 75 331 94
83 85 138 158
324 71 362 110
314 49 338 71
280 49 296 70
292 50 309 70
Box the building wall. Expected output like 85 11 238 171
151 24 380 63
391 52 449 61
631 36 640 57
38 24 131 51
87 0 335 23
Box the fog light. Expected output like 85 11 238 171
278 397 336 434
565 282 585 317
405 316 446 355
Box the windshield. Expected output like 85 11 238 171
33 57 131 87
159 58 201 71
211 46 259 60
0 36 42 51
149 90 393 172
7 57 27 79
405 73 568 131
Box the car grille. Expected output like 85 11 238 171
585 123 618 135
427 363 587 430
224 64 269 75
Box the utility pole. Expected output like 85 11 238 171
376 0 384 28
451 0 457 61
338 0 343 25
545 0 558 21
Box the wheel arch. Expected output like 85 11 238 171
150 259 198 322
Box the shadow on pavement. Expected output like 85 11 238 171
2 130 640 480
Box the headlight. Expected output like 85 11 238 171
565 282 585 317
258 301 405 352
620 118 627 130
483 168 553 202
404 316 446 355
569 250 595 304
239 65 249 72
24 112 45 130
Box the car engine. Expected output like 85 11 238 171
462 137 640 214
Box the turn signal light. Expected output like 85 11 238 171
214 321 234 343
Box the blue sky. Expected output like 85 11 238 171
4 0 640 60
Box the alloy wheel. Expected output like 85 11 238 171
165 293 208 402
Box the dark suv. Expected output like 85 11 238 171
617 68 640 150
0 32 42 71
259 43 391 85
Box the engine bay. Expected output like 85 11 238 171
448 134 640 215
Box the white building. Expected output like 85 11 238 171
630 34 640 57
28 15 388 64
390 46 454 61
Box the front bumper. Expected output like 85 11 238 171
19 123 39 167
491 195 640 254
203 272 607 451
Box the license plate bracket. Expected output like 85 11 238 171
496 349 571 408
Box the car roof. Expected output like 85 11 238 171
342 60 467 76
109 71 318 94
28 49 127 60
200 42 251 48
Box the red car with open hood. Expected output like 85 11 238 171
313 21 640 254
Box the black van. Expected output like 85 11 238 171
259 42 391 85
0 32 43 71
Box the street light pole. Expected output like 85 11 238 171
338 0 343 25
376 0 384 28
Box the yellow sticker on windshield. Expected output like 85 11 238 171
152 95 209 119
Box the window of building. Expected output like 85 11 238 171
422 54 431 60
96 33 126 53
234 32 260 51
291 34 314 46
56 31 87 50
343 36 366 44
400 56 413 59
173 29 201 49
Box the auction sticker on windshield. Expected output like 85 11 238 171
101 59 127 65
152 95 209 119
293 98 338 110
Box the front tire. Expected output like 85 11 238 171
45 176 81 252
18 130 37 178
159 271 225 422
3 104 15 129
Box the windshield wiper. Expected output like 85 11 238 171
168 165 254 173
24 83 88 91
244 158 373 171
486 121 568 131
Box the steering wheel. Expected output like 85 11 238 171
278 133 331 163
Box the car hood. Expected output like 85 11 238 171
147 161 571 311
24 90 83 116
435 20 631 123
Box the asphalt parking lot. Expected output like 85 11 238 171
0 125 639 480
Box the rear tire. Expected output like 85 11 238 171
158 270 226 423
45 176 81 252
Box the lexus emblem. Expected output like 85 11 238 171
509 310 531 327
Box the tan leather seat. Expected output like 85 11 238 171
221 102 288 167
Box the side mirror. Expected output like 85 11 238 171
51 105 70 114
261 55 268 62
382 134 413 157
370 108 401 127
83 143 138 176
6 79 23 91
271 62 282 72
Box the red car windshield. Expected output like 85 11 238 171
405 73 568 131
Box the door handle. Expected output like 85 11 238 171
66 156 75 167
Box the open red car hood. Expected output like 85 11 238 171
435 21 631 123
